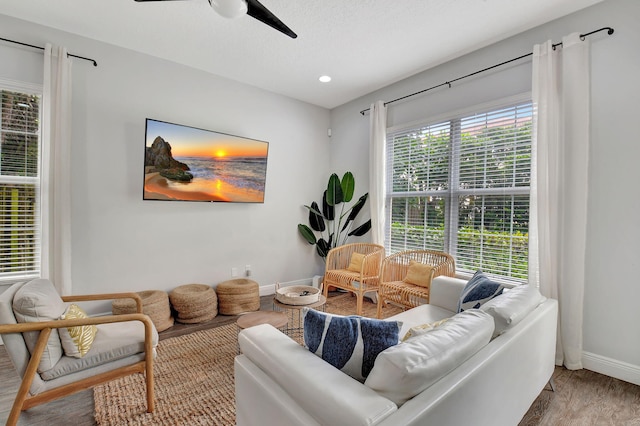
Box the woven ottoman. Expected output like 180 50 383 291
169 284 218 324
112 290 174 332
216 279 260 315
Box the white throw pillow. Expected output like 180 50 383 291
480 284 546 338
364 309 494 406
12 279 66 372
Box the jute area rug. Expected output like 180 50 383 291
93 293 403 425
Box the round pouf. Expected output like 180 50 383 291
112 290 174 332
216 278 260 315
169 284 218 324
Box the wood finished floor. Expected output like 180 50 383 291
1 295 639 425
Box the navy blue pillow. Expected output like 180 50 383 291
457 270 505 313
303 308 402 382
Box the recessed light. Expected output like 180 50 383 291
319 75 332 83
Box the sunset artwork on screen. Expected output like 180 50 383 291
143 119 268 203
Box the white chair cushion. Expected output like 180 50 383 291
480 284 547 338
365 309 494 406
40 320 159 381
12 279 66 372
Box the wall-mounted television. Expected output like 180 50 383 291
143 118 268 203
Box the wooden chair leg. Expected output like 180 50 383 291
356 293 364 316
7 328 52 426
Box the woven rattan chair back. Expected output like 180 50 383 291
376 249 455 318
322 243 385 316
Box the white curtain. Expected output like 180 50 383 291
369 101 387 246
41 44 73 295
529 33 590 370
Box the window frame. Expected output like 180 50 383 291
384 93 532 283
0 77 44 285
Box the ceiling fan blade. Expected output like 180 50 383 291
246 0 297 39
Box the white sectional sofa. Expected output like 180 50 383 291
235 276 558 426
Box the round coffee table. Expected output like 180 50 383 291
236 310 288 330
236 310 288 353
273 295 327 340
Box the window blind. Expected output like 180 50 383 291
0 88 41 282
385 100 532 282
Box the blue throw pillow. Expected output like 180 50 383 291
302 308 402 382
457 270 505 313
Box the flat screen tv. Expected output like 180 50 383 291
143 118 268 203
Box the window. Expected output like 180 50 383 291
0 82 42 284
385 97 532 282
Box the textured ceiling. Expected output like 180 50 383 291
0 0 603 109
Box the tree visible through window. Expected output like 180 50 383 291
385 100 532 282
0 86 41 283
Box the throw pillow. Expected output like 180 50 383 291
59 304 98 358
480 284 546 338
302 308 402 382
457 270 505 313
403 261 435 287
347 252 365 272
12 278 66 372
365 309 495 406
401 318 449 342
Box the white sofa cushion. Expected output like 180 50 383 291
303 308 402 382
12 279 66 372
480 284 546 338
364 309 494 406
239 324 398 426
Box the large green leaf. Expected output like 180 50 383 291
348 220 372 237
308 201 325 232
298 224 317 244
326 173 343 206
316 238 331 258
342 193 369 231
322 190 334 220
341 172 355 202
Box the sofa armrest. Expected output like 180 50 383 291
429 276 467 312
238 324 397 426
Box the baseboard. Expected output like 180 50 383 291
260 276 322 296
583 351 640 386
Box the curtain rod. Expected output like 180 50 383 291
0 37 98 67
360 26 614 115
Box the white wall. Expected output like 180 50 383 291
0 14 331 308
330 0 640 385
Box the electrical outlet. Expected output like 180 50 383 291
231 267 238 277
245 265 252 277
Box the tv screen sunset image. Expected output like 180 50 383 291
143 119 268 203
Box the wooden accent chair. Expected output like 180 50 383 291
376 250 455 318
0 279 157 426
322 243 385 316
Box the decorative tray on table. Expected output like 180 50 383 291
275 284 321 305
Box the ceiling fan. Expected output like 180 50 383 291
134 0 297 39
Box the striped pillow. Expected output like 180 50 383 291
302 308 402 382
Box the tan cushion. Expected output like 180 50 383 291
403 261 434 287
401 318 449 342
347 252 365 272
12 279 66 372
59 304 98 358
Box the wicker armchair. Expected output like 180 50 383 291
322 243 385 316
376 250 455 318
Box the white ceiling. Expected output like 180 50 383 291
0 0 603 109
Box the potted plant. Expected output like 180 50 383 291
298 172 371 261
